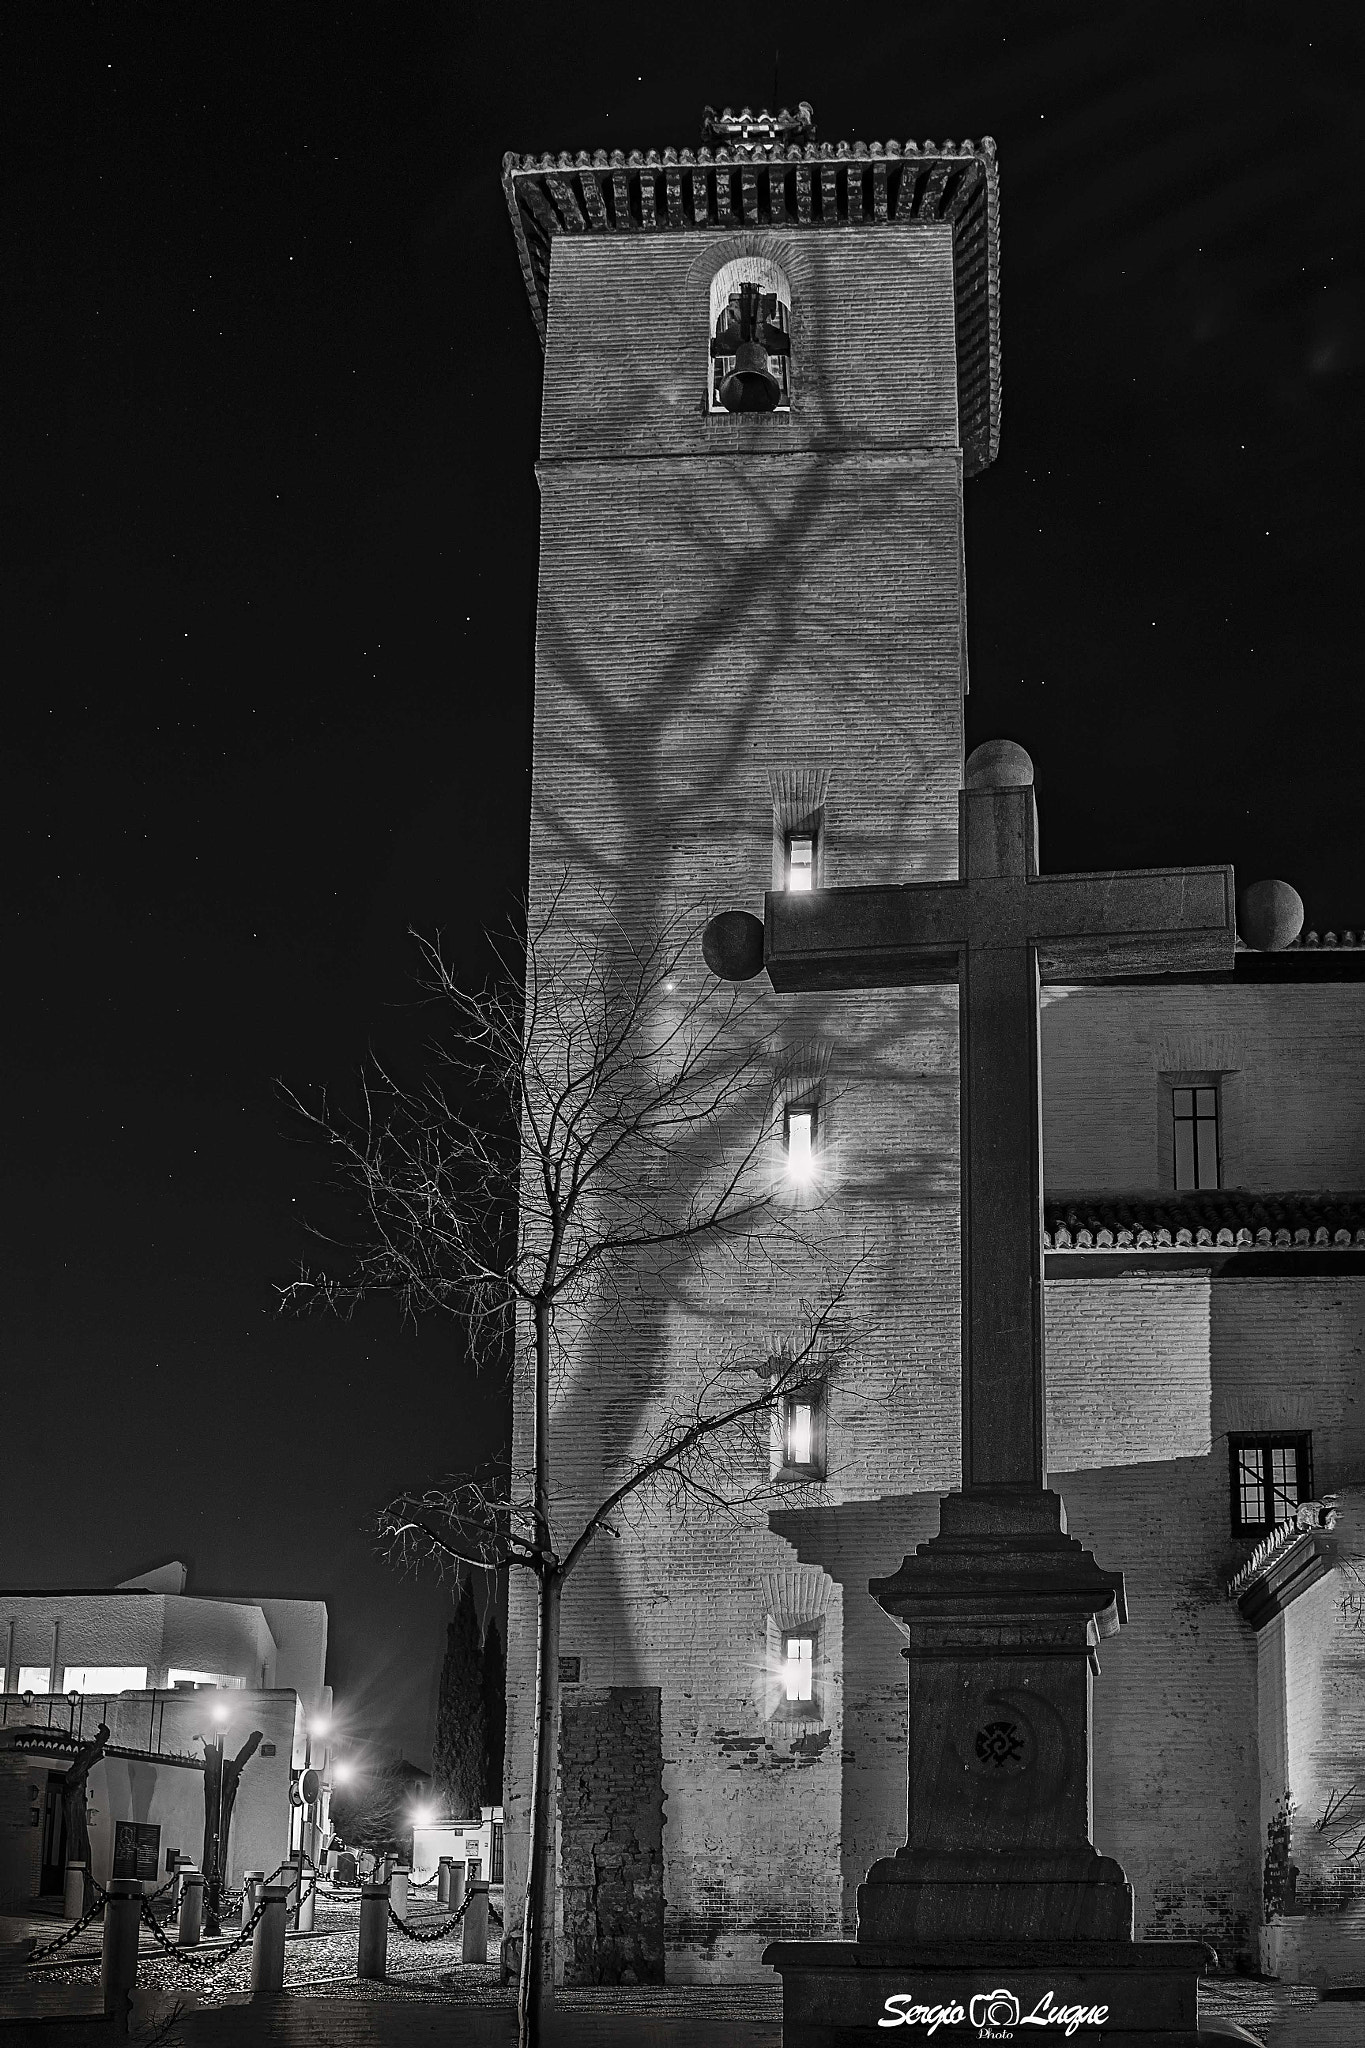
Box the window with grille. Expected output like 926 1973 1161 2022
1228 1433 1312 1534
1173 1082 1220 1189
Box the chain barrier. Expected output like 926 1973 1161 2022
138 1894 266 1972
387 1895 468 1942
25 1890 108 1964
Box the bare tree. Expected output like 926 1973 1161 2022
279 881 851 2048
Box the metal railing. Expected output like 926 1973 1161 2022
0 1689 203 1762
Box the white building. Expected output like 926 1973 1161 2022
0 1560 332 1907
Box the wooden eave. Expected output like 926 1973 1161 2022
501 136 1002 479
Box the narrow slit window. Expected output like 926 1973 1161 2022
785 1102 816 1181
786 1400 813 1468
783 1633 813 1703
786 832 816 891
1173 1084 1220 1189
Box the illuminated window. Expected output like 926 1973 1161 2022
774 1380 826 1481
1174 1084 1219 1189
1229 1433 1312 1534
62 1667 149 1695
786 832 816 891
167 1669 243 1690
784 1100 817 1182
17 1667 51 1695
783 1634 813 1703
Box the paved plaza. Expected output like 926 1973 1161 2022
2 1889 1359 2045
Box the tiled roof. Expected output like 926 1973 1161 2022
1044 1192 1365 1253
501 133 1001 477
1226 1502 1339 1600
1287 929 1365 949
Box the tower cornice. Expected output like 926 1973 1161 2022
501 132 1001 477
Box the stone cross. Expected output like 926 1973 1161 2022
736 739 1236 1494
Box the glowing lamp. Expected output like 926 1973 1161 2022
210 1700 230 1726
332 1760 353 1786
308 1716 330 1738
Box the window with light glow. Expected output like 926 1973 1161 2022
785 1101 817 1182
786 1400 813 1468
17 1667 51 1695
167 1669 244 1690
62 1667 149 1695
786 832 815 891
783 1634 814 1703
775 1383 826 1481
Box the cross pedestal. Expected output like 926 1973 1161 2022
706 742 1247 2043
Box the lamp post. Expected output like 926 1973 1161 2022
295 1715 328 1930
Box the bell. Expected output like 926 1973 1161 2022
717 339 782 413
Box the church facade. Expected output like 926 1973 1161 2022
501 116 1365 1989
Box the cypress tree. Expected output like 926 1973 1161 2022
432 1580 487 1820
481 1607 506 1805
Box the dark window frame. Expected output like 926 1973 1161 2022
1173 1080 1220 1190
1227 1432 1313 1535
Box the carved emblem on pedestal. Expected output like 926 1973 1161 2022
974 1720 1025 1770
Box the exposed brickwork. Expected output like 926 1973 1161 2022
559 1686 665 1985
506 199 1365 1992
1041 982 1365 1193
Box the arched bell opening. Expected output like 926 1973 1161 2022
708 257 792 414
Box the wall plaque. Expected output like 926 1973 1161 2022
112 1821 161 1881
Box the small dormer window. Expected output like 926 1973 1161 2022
709 258 792 414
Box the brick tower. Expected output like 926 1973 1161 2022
502 109 1002 1979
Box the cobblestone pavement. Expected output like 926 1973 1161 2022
4 1890 1358 2048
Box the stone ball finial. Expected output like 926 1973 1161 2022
1238 879 1305 952
702 909 765 981
964 739 1034 790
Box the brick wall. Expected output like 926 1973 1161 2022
507 218 971 1973
507 200 1365 1987
1042 982 1365 1192
558 1685 665 1985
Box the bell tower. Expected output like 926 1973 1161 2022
502 108 1002 1978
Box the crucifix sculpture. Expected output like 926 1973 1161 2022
706 740 1238 2031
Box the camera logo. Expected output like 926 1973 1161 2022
970 1989 1021 2036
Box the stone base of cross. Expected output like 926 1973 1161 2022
706 742 1239 2041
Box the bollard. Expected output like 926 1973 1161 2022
64 1859 88 1921
449 1858 467 1918
390 1862 410 1922
461 1879 489 1965
177 1868 204 1948
242 1869 266 1921
250 1882 289 1992
437 1855 453 1906
101 1878 142 2027
357 1881 389 1981
295 1856 316 1933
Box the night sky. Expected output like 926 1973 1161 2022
5 5 1362 1768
